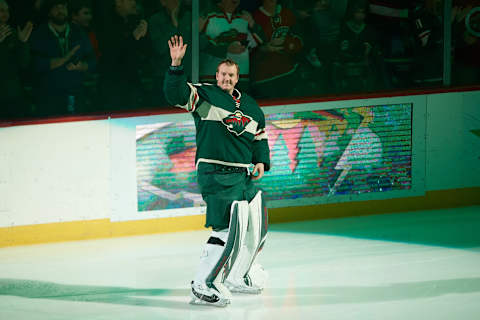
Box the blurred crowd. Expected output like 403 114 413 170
0 0 479 120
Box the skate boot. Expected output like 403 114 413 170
225 274 263 294
225 263 268 294
189 281 231 307
225 263 267 294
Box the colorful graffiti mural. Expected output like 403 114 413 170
136 104 412 212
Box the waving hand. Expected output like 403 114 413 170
168 35 188 67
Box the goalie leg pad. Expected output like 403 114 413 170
191 200 249 305
226 190 268 292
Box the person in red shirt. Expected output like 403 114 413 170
71 0 100 61
251 0 303 99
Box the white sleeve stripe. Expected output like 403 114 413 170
176 83 199 112
191 92 199 112
254 132 268 141
255 128 266 136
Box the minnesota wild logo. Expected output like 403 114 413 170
222 110 252 136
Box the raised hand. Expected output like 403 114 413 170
50 45 80 70
270 35 286 47
227 41 246 54
168 35 187 66
264 42 283 53
66 61 88 72
66 45 81 60
133 19 148 40
452 5 473 23
0 24 12 43
17 21 33 43
240 10 254 28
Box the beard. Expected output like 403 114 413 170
50 15 67 26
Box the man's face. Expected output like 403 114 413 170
72 7 92 28
353 9 366 23
0 2 10 24
117 0 137 16
49 3 68 25
220 0 240 13
216 63 239 94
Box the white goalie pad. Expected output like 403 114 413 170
192 200 249 298
226 190 268 289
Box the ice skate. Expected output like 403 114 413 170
189 281 231 307
225 275 263 294
225 263 267 294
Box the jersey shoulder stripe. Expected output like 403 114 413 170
175 83 199 112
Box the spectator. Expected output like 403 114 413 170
287 0 347 95
338 1 378 63
199 0 264 91
310 1 344 66
409 0 443 85
0 0 33 119
250 0 303 99
71 0 100 60
334 0 379 92
297 0 345 69
30 0 96 117
98 0 148 111
32 0 46 24
368 0 416 89
149 0 208 106
452 3 480 85
70 0 100 113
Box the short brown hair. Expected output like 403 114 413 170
216 58 240 76
44 0 69 13
70 0 92 15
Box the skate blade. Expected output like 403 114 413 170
189 297 230 307
226 284 263 295
229 287 263 294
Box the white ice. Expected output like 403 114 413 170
1 206 479 320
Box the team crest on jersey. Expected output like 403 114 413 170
222 110 252 136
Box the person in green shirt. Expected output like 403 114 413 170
164 35 270 307
0 0 32 119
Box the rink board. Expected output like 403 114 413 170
0 90 479 246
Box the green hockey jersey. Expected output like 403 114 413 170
164 67 270 171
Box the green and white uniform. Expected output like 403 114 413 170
164 66 270 304
164 66 270 229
